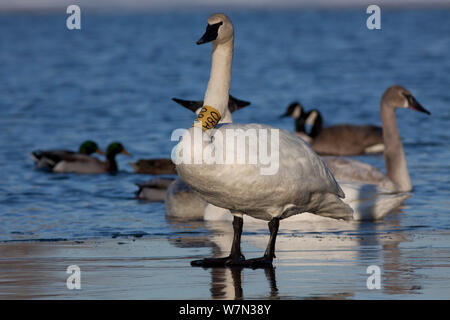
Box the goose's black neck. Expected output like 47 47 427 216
294 117 306 133
309 113 323 138
106 154 118 173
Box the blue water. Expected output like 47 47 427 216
0 10 449 242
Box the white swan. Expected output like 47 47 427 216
174 13 352 268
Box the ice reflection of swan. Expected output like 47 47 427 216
166 210 422 298
203 212 416 296
166 219 279 299
210 266 279 300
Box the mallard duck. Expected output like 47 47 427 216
129 158 176 175
51 142 130 174
129 95 250 174
31 140 103 170
135 177 176 201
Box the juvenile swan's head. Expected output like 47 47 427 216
197 13 234 45
382 85 430 115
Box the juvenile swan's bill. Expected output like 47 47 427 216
175 13 352 268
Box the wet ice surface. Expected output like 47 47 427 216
1 226 449 299
0 10 450 299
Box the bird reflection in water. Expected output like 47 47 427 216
210 266 279 300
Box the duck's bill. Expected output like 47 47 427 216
196 22 222 45
96 148 104 155
230 95 251 109
121 149 131 156
409 96 431 115
172 98 201 113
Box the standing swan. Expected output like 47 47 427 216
175 13 352 268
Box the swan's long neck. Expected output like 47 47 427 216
203 39 234 123
381 103 412 192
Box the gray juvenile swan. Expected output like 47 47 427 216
324 85 430 193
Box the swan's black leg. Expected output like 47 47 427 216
242 217 280 268
191 215 245 267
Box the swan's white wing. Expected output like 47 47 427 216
176 124 348 220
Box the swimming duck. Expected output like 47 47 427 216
135 177 176 201
52 142 130 174
129 95 250 175
175 13 352 268
129 158 176 175
282 102 384 155
31 140 103 170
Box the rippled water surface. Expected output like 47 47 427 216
0 10 449 299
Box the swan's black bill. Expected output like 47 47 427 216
197 21 223 45
410 103 430 115
172 98 200 112
172 96 250 113
230 95 251 109
403 93 431 115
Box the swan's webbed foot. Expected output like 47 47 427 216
191 216 279 270
191 255 273 269
191 254 245 267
